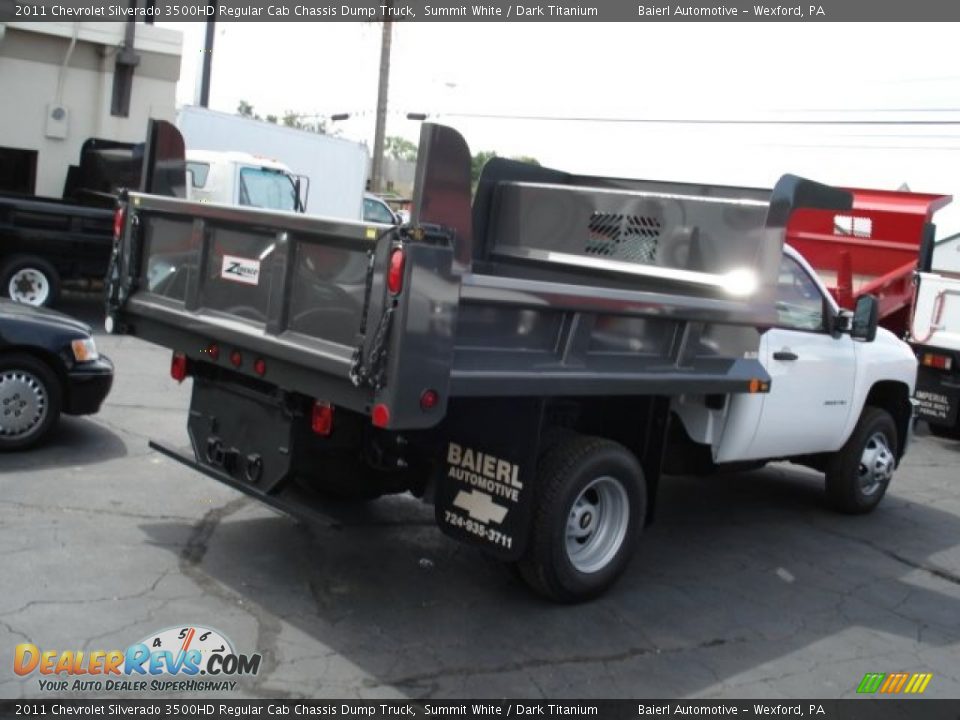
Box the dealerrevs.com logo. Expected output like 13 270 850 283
14 625 261 693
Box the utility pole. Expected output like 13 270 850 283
199 2 216 108
370 19 392 193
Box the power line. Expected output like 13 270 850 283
434 112 960 126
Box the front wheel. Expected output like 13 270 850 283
0 354 62 451
517 435 645 603
825 407 898 514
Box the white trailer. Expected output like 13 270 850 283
177 105 368 221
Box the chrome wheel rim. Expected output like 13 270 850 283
858 431 894 496
8 268 50 306
0 370 47 438
565 475 630 574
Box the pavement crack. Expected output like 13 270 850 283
1 570 172 620
0 619 31 644
177 497 297 700
0 500 194 523
813 525 960 587
381 636 747 688
180 497 250 566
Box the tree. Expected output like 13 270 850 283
385 136 417 162
282 111 327 135
471 150 498 187
235 103 326 133
471 151 540 192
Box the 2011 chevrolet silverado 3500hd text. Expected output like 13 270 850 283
105 121 918 602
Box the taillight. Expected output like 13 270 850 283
230 350 242 367
253 358 267 376
170 352 188 382
113 206 126 240
387 247 406 295
311 401 334 436
921 353 953 370
372 403 391 428
205 343 220 361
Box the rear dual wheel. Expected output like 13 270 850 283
517 435 646 603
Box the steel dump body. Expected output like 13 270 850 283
785 188 951 333
107 124 858 432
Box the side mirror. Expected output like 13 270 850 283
851 294 879 342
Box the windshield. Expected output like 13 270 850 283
363 196 396 224
238 167 298 212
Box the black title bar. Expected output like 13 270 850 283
3 700 960 720
1 0 960 21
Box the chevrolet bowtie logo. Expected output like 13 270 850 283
453 490 508 525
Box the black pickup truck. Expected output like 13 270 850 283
0 139 141 307
106 121 852 602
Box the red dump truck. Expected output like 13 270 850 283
785 188 952 334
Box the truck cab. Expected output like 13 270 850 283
185 150 306 213
674 245 917 483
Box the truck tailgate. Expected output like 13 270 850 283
110 193 392 408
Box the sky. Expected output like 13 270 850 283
159 21 960 230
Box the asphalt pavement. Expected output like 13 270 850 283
1 294 959 700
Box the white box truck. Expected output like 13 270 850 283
177 105 368 221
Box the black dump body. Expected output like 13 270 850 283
107 121 852 431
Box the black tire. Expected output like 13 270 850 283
0 255 61 307
517 435 645 603
825 407 898 514
0 353 63 451
927 421 960 440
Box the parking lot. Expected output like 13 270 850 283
2 294 959 700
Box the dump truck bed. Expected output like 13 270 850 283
107 122 852 431
786 188 951 333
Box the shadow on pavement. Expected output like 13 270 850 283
2 415 127 472
139 463 960 698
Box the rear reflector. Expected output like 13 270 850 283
420 389 439 411
113 206 126 240
922 353 953 370
311 401 334 436
170 352 188 382
387 247 406 294
372 403 391 428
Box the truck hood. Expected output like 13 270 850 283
0 300 92 335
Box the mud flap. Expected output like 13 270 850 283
915 366 960 427
434 398 543 561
